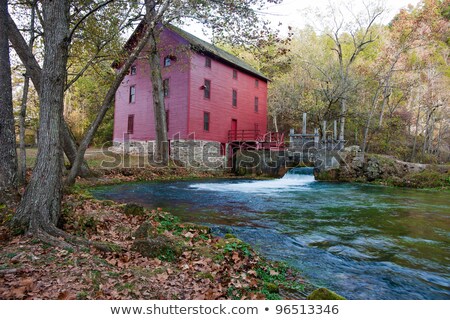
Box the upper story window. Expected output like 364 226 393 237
204 79 211 99
255 79 259 88
205 57 211 68
164 55 176 67
233 69 238 79
129 85 136 103
254 97 259 113
163 78 170 97
232 89 237 107
130 65 137 75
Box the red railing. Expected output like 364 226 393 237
228 130 261 142
228 130 286 149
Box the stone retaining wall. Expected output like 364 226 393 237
110 140 225 170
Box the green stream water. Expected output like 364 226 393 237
91 169 450 299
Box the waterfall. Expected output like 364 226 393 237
280 167 316 185
190 167 315 193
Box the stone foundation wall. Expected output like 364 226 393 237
234 150 290 177
170 140 224 169
110 140 225 170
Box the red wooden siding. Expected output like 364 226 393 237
114 28 191 142
188 52 268 143
114 27 268 145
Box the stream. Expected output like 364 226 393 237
91 168 450 299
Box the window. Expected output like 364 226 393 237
233 69 238 79
255 79 259 88
130 65 137 75
203 112 210 131
204 79 211 99
205 57 211 68
165 110 169 131
232 89 237 107
127 115 134 134
164 56 172 67
163 78 170 97
254 97 259 113
129 85 136 103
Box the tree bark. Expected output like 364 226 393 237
19 75 30 185
18 3 36 185
0 0 18 198
13 0 69 232
6 12 91 178
148 29 169 165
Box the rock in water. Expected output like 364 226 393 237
307 288 345 300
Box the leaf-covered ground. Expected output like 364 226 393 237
0 169 314 300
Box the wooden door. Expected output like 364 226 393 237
231 119 237 140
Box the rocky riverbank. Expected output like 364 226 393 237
315 151 450 189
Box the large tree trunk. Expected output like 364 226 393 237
148 29 168 165
0 0 18 199
18 3 36 185
13 0 69 233
19 75 31 185
6 12 91 178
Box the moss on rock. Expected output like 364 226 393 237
264 282 279 294
133 222 156 239
307 288 345 300
123 203 145 216
131 235 182 261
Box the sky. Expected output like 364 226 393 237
183 0 422 42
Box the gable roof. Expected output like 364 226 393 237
119 21 269 81
166 25 269 81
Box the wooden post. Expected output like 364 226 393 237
333 120 337 149
289 128 294 146
333 120 337 141
302 113 307 136
314 128 319 149
322 121 327 141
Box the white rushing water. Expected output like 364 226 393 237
189 168 316 194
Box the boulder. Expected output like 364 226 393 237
131 235 182 260
307 288 345 300
123 203 145 216
133 222 155 239
365 157 381 181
